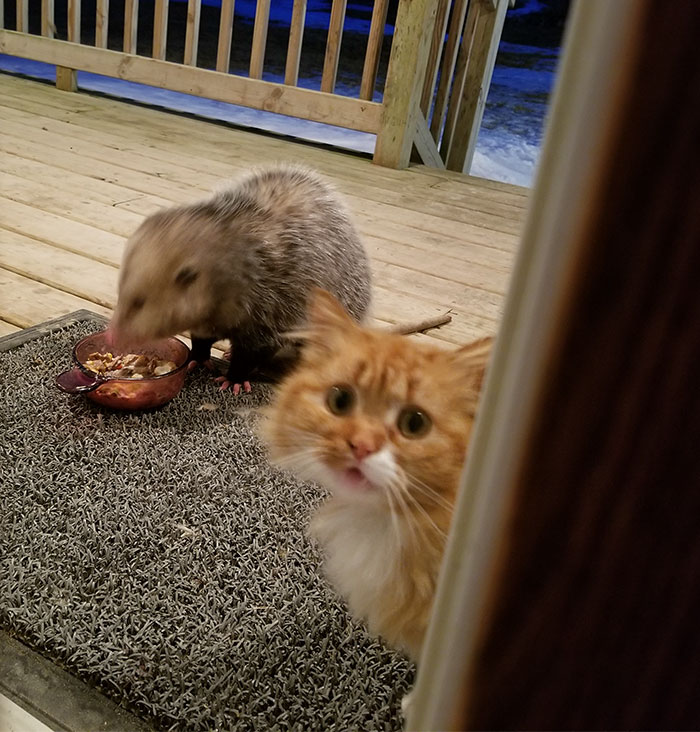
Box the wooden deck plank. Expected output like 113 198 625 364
0 105 521 266
0 76 529 206
0 268 111 328
1 171 144 237
0 103 520 253
3 107 525 226
0 198 125 267
0 150 172 216
0 107 527 229
1 124 512 282
0 229 119 308
0 73 521 347
0 321 20 337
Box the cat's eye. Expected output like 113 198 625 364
397 407 432 438
326 385 356 415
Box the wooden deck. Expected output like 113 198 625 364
0 72 527 348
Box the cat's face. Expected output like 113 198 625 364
263 291 492 513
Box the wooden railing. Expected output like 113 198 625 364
0 0 510 171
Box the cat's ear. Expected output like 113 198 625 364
451 337 493 391
291 289 358 357
307 288 357 332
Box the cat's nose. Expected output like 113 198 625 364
348 439 375 461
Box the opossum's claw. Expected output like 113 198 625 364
223 350 231 361
214 376 252 394
187 358 215 373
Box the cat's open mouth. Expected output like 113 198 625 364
340 466 373 492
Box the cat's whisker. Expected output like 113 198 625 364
404 472 454 512
399 486 448 540
383 482 404 551
388 479 424 549
272 448 323 476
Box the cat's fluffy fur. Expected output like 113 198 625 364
262 290 492 661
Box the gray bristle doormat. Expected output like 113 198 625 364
0 316 413 731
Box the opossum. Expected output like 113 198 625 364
111 165 372 391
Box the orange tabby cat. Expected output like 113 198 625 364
262 290 492 662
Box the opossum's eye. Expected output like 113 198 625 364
131 297 145 313
175 267 198 287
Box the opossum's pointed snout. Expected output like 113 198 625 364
108 311 147 350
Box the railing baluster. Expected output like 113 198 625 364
249 0 271 79
420 0 451 114
16 0 28 32
430 0 469 141
184 0 201 66
444 0 509 171
152 0 169 60
284 0 307 86
68 0 81 42
216 0 235 72
439 4 476 160
41 0 55 37
321 0 347 94
96 0 109 48
123 0 139 54
359 0 389 101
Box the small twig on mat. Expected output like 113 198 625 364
385 313 453 335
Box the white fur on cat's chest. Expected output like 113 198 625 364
310 497 400 626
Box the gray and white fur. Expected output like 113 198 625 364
112 165 372 385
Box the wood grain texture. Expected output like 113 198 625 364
15 0 28 32
359 0 389 101
95 0 108 48
55 66 77 91
249 0 271 79
67 0 80 42
0 31 382 133
373 0 438 168
439 2 477 162
420 0 450 115
152 0 168 60
284 0 306 85
320 0 347 94
429 0 468 141
463 1 700 728
41 0 55 38
215 0 235 72
123 0 138 54
0 73 523 350
183 0 202 66
445 0 508 172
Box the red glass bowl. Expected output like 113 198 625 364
56 331 190 410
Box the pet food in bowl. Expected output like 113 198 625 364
55 331 190 410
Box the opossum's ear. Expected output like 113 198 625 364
175 266 199 287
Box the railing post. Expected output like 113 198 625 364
373 0 439 169
443 0 509 172
56 0 79 91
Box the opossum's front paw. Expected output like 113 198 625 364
187 358 215 373
214 376 252 395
